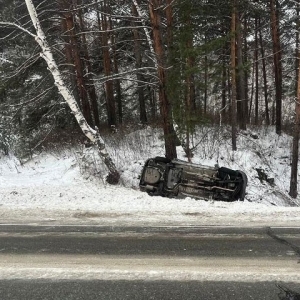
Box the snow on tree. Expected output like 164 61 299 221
1 0 120 184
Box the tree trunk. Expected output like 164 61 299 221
243 16 249 123
258 16 270 126
248 50 255 121
61 13 80 106
204 53 208 115
270 0 282 135
132 3 147 124
254 16 259 125
221 47 227 123
289 48 300 198
236 12 247 130
165 0 173 51
64 7 93 127
77 2 100 128
24 0 120 184
99 1 116 127
113 44 123 124
231 0 237 151
108 13 123 125
295 1 300 98
149 0 177 159
289 0 300 198
185 55 194 161
149 86 156 119
183 11 195 161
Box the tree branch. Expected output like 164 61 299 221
0 22 36 38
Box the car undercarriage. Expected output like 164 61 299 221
139 157 247 201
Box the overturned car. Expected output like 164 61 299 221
139 157 247 201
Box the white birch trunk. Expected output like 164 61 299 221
24 0 120 183
131 0 157 68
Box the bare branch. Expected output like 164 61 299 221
0 21 36 38
131 0 157 67
21 0 120 183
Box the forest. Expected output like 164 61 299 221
0 0 300 196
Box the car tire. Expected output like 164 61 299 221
153 157 171 164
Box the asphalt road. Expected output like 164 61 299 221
0 225 299 299
0 280 299 300
0 225 299 257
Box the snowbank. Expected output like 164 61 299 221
0 126 300 226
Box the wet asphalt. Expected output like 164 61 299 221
0 225 299 299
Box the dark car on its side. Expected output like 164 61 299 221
139 157 247 201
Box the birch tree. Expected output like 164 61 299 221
2 0 120 183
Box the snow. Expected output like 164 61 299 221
1 254 299 282
1 264 300 282
1 125 300 227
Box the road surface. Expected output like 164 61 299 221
0 225 299 299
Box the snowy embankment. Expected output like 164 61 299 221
1 126 300 227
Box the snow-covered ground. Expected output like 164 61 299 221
1 125 300 227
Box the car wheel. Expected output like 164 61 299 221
153 157 171 164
